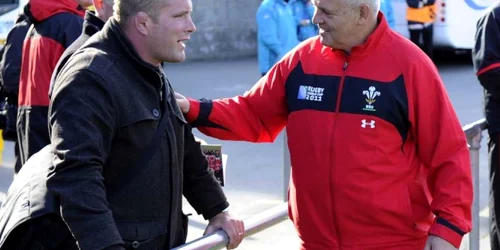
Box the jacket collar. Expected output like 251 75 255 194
83 11 105 37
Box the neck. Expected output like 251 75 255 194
343 19 378 53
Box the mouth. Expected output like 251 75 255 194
177 38 189 48
319 29 329 36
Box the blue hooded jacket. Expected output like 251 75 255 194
292 0 318 42
256 0 299 74
380 0 395 28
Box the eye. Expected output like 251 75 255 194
318 8 331 15
174 12 188 18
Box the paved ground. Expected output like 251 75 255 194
0 54 491 249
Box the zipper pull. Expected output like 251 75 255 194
343 61 349 71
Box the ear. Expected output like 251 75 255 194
358 3 371 25
134 12 149 36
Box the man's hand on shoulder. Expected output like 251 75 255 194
175 92 190 114
204 211 244 249
424 235 458 250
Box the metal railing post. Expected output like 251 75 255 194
464 120 485 250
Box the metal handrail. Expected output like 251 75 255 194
173 203 289 250
463 118 487 250
463 118 487 139
176 118 488 250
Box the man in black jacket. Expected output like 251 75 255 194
473 3 500 250
3 0 245 249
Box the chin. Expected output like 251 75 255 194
165 52 186 63
319 36 331 47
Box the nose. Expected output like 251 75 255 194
312 8 321 25
187 15 196 33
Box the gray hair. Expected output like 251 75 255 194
114 0 167 25
348 0 380 16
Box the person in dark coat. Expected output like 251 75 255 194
473 3 500 250
0 11 31 173
16 0 92 166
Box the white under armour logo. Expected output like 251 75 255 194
361 119 375 128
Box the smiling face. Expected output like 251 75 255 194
312 0 360 50
144 0 196 63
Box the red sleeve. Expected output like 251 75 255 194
185 54 298 142
411 60 473 247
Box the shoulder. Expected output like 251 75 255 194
386 30 434 69
276 36 322 73
258 0 276 11
42 12 83 27
291 36 323 58
36 12 83 42
56 45 116 89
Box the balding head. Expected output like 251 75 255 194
312 0 380 52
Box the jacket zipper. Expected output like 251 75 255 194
330 58 349 248
335 61 348 111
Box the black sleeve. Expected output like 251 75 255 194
473 6 500 94
406 0 422 8
0 20 30 95
182 125 229 220
478 68 500 96
47 69 123 250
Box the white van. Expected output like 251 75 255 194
391 0 497 50
0 0 27 46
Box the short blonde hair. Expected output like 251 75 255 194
114 0 167 25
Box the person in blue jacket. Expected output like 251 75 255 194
380 0 395 29
257 0 299 76
293 0 318 41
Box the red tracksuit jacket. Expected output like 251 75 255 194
186 14 472 250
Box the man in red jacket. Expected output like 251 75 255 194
175 0 473 249
17 0 92 166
